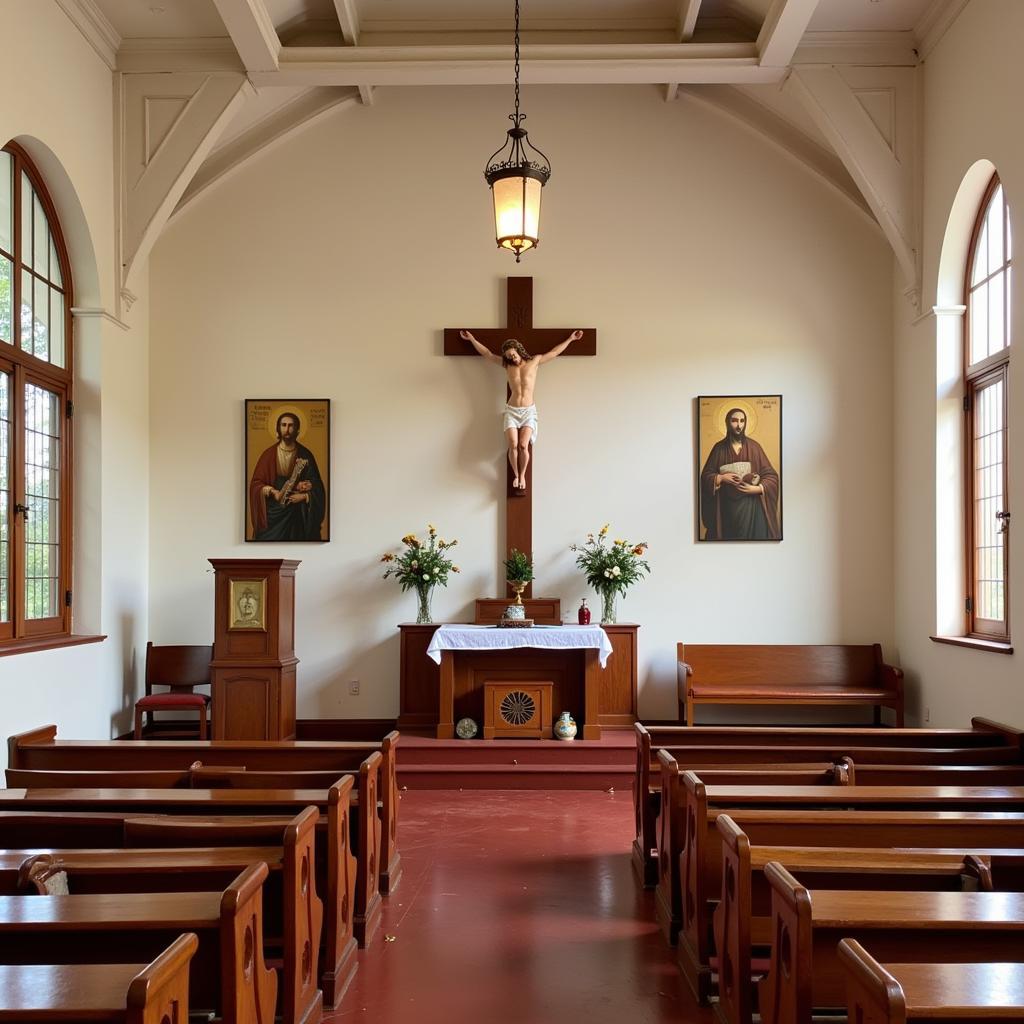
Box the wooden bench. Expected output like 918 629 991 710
631 718 1024 886
671 797 1024 1000
676 644 905 726
759 865 1024 1024
0 774 377 951
0 862 276 1024
7 725 402 897
839 939 1024 1024
15 806 324 1024
712 817 1024 1024
0 933 197 1024
655 755 1024 949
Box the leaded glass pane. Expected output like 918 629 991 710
19 269 32 354
0 152 11 256
24 382 60 620
0 370 8 622
49 288 64 368
973 378 1006 624
20 174 32 272
0 257 11 344
48 238 61 288
33 276 48 360
32 194 48 278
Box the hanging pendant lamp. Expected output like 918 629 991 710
483 0 551 262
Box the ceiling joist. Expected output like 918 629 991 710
210 0 281 73
677 0 703 42
757 0 822 67
247 42 780 87
333 0 361 46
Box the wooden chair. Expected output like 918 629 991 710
133 642 213 740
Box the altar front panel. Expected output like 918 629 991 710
397 623 638 737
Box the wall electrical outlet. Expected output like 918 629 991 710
924 706 930 722
349 679 360 695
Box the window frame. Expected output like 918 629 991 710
0 141 74 644
963 173 1011 642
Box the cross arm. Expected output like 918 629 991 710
443 328 596 357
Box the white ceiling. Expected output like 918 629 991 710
94 0 941 41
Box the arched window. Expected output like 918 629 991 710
0 142 73 646
964 175 1011 640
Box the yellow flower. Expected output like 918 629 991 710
599 524 609 536
632 545 645 556
380 553 395 562
428 523 437 535
613 538 625 546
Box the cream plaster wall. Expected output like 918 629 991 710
150 84 894 721
0 1 151 759
893 0 1024 727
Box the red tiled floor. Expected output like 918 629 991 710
330 790 712 1024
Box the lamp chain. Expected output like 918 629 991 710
513 0 521 124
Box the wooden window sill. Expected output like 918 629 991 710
930 635 1014 655
0 634 106 658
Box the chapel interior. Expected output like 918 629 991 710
0 0 1022 1022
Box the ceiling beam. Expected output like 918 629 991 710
333 0 361 45
248 42 781 87
757 0 821 67
210 0 281 73
677 0 703 41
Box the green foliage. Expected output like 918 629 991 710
571 524 650 598
381 524 460 592
503 548 534 583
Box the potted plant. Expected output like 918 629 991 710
503 548 534 607
571 524 650 624
381 524 460 623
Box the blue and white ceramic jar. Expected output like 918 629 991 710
553 711 577 741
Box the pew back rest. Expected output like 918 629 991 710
680 643 884 691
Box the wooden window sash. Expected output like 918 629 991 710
0 143 74 647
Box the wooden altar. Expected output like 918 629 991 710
397 622 639 740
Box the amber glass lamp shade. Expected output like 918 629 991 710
489 168 544 260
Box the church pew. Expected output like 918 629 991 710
658 756 1024 949
0 861 277 1024
838 938 1024 1024
759 864 1024 1024
712 815 1024 1024
0 933 198 1024
0 769 379 951
673 805 1024 1005
7 725 402 895
16 806 323 1024
631 725 1023 887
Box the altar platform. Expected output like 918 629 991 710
298 720 640 790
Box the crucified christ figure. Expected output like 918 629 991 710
459 328 584 490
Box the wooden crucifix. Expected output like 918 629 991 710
444 277 596 598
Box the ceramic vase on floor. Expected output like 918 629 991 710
554 711 577 741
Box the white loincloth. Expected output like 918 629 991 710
503 403 538 443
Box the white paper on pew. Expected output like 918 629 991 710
425 624 613 667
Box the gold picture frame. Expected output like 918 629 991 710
229 578 267 630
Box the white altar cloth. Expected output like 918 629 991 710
426 624 613 668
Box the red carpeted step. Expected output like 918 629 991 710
398 763 633 790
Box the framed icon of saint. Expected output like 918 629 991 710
245 399 330 542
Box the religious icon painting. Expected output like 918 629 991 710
245 399 330 542
229 578 266 630
697 395 782 542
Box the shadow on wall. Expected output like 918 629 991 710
113 613 138 738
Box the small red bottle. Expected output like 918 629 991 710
578 598 591 625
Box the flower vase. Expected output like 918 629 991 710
415 586 434 624
599 590 617 625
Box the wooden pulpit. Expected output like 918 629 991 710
209 558 299 740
